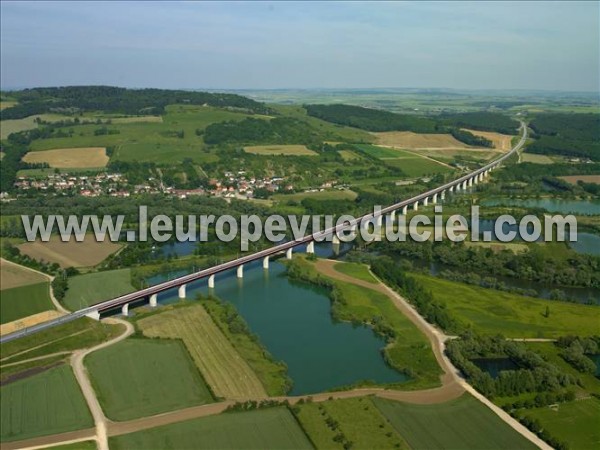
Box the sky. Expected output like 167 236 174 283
1 1 599 92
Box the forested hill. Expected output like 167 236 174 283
0 86 273 119
305 104 519 135
528 113 600 160
304 104 439 133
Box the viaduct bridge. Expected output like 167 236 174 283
0 123 527 344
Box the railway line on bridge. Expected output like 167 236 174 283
0 123 527 344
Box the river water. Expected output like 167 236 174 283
147 242 407 395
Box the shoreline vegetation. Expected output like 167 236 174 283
285 257 443 390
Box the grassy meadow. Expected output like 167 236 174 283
0 365 93 442
138 304 267 399
109 407 313 450
373 394 536 450
295 396 409 450
0 282 54 324
410 273 600 338
63 268 135 311
85 338 214 421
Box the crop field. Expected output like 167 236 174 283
108 115 163 124
27 105 261 164
23 147 109 168
0 318 123 365
0 259 48 290
296 397 408 450
62 268 135 311
138 304 267 399
373 131 473 149
0 282 54 325
1 310 64 337
354 144 417 158
522 153 555 164
0 114 67 140
244 144 318 156
86 338 213 421
18 235 123 268
462 128 513 151
522 397 600 450
272 189 358 203
0 365 93 442
559 175 600 185
109 407 313 450
382 156 453 177
411 274 600 337
373 394 536 450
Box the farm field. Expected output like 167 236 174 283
244 144 317 156
49 441 97 450
138 304 267 399
85 338 213 421
296 396 408 450
338 149 363 161
18 235 123 268
0 365 93 442
0 317 123 365
272 189 358 203
521 397 600 450
522 153 555 164
462 128 513 151
0 259 48 290
559 175 600 185
27 105 261 164
417 148 501 163
410 273 600 337
62 268 135 311
1 310 64 336
353 144 453 177
108 115 163 124
23 147 109 168
373 394 536 450
0 282 54 325
0 114 67 140
109 407 313 450
373 131 473 149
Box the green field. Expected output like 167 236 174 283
0 365 93 442
382 156 453 177
373 394 536 450
354 144 414 158
0 282 54 324
296 397 408 449
272 189 358 203
62 269 135 311
0 114 67 140
522 398 600 450
294 259 442 389
109 407 313 450
85 338 213 421
28 105 261 164
49 441 97 450
333 262 377 284
411 274 600 338
0 318 123 365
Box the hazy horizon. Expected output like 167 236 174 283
2 1 599 92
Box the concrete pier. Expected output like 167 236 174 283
149 294 158 307
286 248 293 259
402 205 408 215
389 210 396 222
178 284 186 299
85 310 100 320
208 274 215 289
423 197 429 206
263 256 269 269
414 201 419 211
307 241 315 254
237 265 244 278
441 190 445 200
121 303 129 316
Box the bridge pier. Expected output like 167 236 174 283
441 190 445 200
263 256 269 269
389 210 396 222
178 284 186 299
332 234 340 245
449 185 454 193
149 293 158 307
402 205 408 215
122 303 129 316
468 178 473 187
208 274 215 289
413 201 419 211
237 265 244 279
479 173 484 182
286 248 293 259
376 215 383 227
462 180 468 190
474 176 478 185
423 197 429 207
432 193 438 204
307 241 315 254
85 310 100 321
